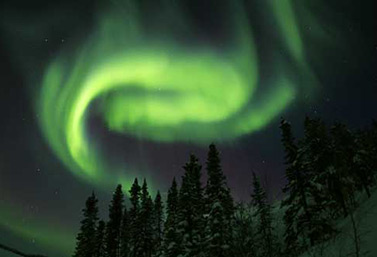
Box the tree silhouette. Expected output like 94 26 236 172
106 185 124 257
120 206 130 257
280 118 305 256
251 172 276 257
94 220 106 257
73 192 99 257
129 178 142 257
153 191 164 256
69 119 377 257
178 154 205 257
163 178 181 257
139 179 154 257
204 144 234 257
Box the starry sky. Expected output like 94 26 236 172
0 0 376 256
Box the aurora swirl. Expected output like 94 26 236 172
0 0 327 255
38 0 313 190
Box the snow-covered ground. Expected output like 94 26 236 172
300 188 377 257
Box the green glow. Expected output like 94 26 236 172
38 0 308 190
271 0 304 63
0 0 320 255
0 202 75 256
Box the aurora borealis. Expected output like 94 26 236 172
0 0 376 256
38 0 305 191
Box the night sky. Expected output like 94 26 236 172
0 0 376 256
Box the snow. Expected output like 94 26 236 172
300 187 377 257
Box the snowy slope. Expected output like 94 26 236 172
300 188 377 257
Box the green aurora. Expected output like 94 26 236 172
39 0 312 191
1 0 320 255
0 202 75 254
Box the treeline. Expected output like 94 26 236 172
72 117 377 257
279 117 377 256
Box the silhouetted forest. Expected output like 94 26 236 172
72 117 377 257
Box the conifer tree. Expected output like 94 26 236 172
369 120 377 174
120 205 130 257
106 185 124 257
140 179 154 257
233 203 256 257
303 117 332 177
280 119 298 176
95 220 106 257
129 178 142 257
73 192 99 257
204 144 233 257
280 119 310 255
251 172 276 257
206 144 234 218
303 118 336 208
178 154 205 257
329 123 358 214
163 178 181 257
302 117 336 242
153 191 164 256
353 124 377 197
280 118 335 254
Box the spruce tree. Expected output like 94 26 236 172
280 118 340 255
329 123 358 214
280 118 310 255
353 124 376 197
178 154 205 257
129 178 142 257
251 172 276 257
280 119 298 176
95 220 106 257
280 117 335 254
280 119 302 257
204 144 233 257
163 178 181 257
303 117 332 177
106 185 124 257
302 117 336 242
153 191 164 256
73 192 99 257
369 120 377 174
120 205 130 257
303 117 335 210
140 179 154 257
233 203 256 257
